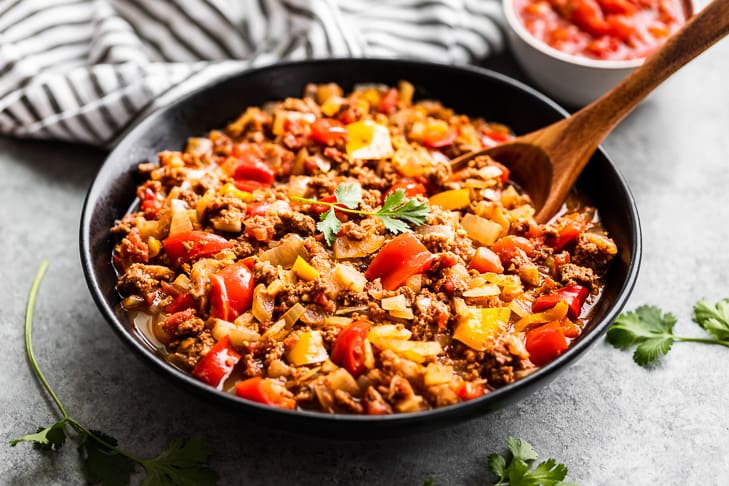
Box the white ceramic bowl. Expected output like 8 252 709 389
502 0 692 107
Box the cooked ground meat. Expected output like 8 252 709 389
112 82 616 415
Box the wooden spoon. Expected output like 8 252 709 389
451 0 729 223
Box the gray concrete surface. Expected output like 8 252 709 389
2 43 729 485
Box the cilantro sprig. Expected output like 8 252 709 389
488 437 579 486
10 261 218 485
292 182 429 245
607 301 729 367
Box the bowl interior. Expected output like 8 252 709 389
80 59 641 437
502 0 695 69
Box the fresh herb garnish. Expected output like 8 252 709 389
10 261 219 486
488 437 579 486
292 182 429 245
607 301 729 366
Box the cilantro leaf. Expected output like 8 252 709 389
693 298 729 340
606 305 676 366
376 190 429 234
378 215 411 234
79 430 135 486
141 438 218 486
317 208 342 246
10 420 67 451
379 188 407 213
334 182 362 209
508 437 539 463
488 438 579 486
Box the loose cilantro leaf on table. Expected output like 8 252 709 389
607 302 729 366
10 261 218 485
293 182 429 245
487 437 579 486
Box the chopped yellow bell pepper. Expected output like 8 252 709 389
429 189 470 210
513 301 569 332
292 256 320 281
345 120 393 160
218 182 254 201
286 331 329 366
454 307 511 351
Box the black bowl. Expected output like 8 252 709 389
80 58 641 437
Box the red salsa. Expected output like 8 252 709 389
515 0 687 60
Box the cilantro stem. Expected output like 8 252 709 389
290 196 378 217
676 336 729 348
24 260 71 419
24 261 146 466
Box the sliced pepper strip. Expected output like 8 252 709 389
514 301 569 332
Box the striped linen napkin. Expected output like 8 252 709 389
0 0 504 147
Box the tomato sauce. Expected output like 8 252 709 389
514 0 687 60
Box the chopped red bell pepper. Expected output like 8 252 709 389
490 235 535 266
525 322 570 366
331 320 371 377
209 261 255 321
165 292 196 313
163 230 232 266
532 284 589 319
235 376 296 409
377 87 399 115
383 180 428 201
232 155 275 186
191 335 241 388
310 195 339 215
309 118 347 145
364 233 434 291
456 381 486 401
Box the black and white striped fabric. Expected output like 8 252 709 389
0 0 504 147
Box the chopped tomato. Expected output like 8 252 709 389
548 215 588 250
364 233 434 291
138 181 163 219
377 87 399 115
160 308 196 335
490 235 535 266
246 201 270 217
310 118 347 145
235 376 296 409
469 247 504 274
209 261 255 321
331 320 371 377
525 322 570 366
383 180 428 200
481 130 514 149
191 336 241 387
163 230 231 265
532 284 589 318
456 381 486 401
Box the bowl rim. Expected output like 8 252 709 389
80 57 642 431
502 0 694 70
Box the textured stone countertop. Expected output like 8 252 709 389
2 43 729 485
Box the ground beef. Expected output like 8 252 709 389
167 330 215 370
572 232 618 272
278 210 316 236
559 263 600 291
116 263 174 298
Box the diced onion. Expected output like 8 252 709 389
211 318 261 347
460 213 502 246
424 363 455 387
252 284 274 323
168 199 194 237
462 284 501 298
281 303 306 328
332 264 367 292
260 234 308 268
333 235 385 259
381 294 409 312
326 368 360 395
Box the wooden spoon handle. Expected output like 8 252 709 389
562 0 729 156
